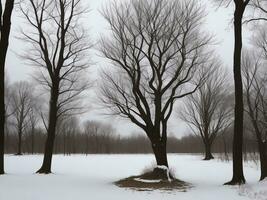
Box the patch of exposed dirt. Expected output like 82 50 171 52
114 167 191 191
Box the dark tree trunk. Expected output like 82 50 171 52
148 124 169 168
150 134 171 180
258 141 267 181
203 143 214 160
0 68 4 174
151 140 168 167
4 125 9 153
63 132 66 156
249 118 267 181
226 3 246 185
37 86 59 174
86 135 89 156
31 127 34 154
16 129 22 155
0 0 15 175
223 137 229 161
0 65 5 174
16 118 23 155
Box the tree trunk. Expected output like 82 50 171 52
150 138 171 180
0 72 4 174
225 3 246 185
223 136 229 161
31 127 34 154
203 143 214 160
147 123 170 180
63 132 66 156
5 124 9 154
248 113 267 180
86 135 89 156
0 0 15 175
258 141 267 181
151 140 168 167
37 86 59 174
17 129 22 155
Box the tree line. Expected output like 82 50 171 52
2 114 260 156
1 0 267 185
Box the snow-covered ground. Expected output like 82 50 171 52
0 154 265 200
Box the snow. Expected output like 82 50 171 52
239 179 267 200
0 154 264 200
156 165 172 182
156 165 169 170
134 178 162 183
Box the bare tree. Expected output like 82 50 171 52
83 120 102 154
0 0 15 175
10 81 35 155
98 0 211 178
19 0 91 174
230 0 250 185
243 11 267 181
180 64 232 160
83 120 115 154
28 97 41 155
243 50 267 181
214 0 251 185
57 116 79 155
99 123 115 154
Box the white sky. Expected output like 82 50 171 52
5 0 253 138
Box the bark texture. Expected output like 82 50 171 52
0 0 15 174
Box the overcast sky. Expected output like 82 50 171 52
5 0 253 138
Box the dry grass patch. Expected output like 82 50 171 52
114 167 191 191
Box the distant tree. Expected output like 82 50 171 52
180 64 232 160
57 116 79 155
99 0 211 178
28 97 41 155
83 120 115 154
20 0 91 174
100 123 115 153
10 81 35 155
83 121 101 153
0 0 15 175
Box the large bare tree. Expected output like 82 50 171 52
0 0 15 175
99 0 211 177
214 0 251 185
180 64 232 160
20 0 91 174
229 0 250 185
